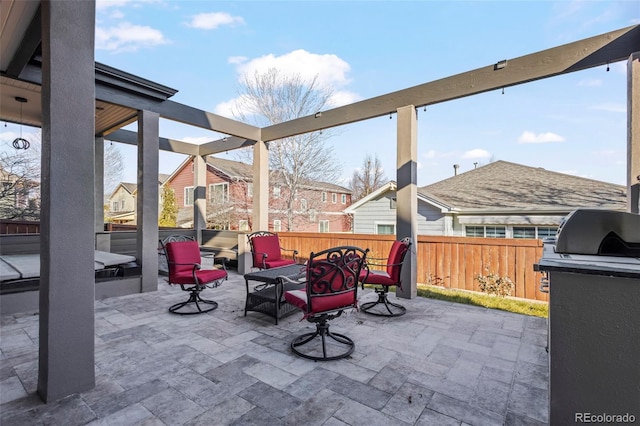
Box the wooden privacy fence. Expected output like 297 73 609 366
277 233 546 302
0 220 40 234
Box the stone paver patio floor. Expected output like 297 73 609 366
1 270 548 425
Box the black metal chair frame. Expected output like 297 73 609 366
282 246 368 361
247 230 298 270
160 235 227 315
360 237 412 317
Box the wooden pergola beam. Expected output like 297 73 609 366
262 25 640 142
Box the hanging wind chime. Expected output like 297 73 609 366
12 96 30 150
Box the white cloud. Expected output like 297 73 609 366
235 49 352 88
517 131 565 144
96 22 167 52
228 56 247 65
577 78 602 87
462 149 491 159
216 49 355 117
328 91 361 108
96 0 133 10
424 150 436 159
589 103 625 113
186 12 245 30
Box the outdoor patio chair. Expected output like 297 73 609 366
283 246 368 361
359 237 412 317
161 237 227 315
247 231 298 270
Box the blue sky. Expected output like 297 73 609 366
5 0 638 188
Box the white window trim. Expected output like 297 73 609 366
374 221 396 235
209 182 229 203
184 186 194 206
332 193 337 204
273 219 281 232
238 219 249 231
319 220 330 233
341 194 347 204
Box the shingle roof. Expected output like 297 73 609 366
419 161 626 211
206 156 351 193
206 156 253 180
121 182 137 193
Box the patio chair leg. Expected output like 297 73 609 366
360 287 406 317
290 318 354 361
169 290 218 315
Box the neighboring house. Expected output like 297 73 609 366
106 174 170 224
0 165 40 220
346 161 627 238
164 156 352 232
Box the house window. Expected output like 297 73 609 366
390 197 397 209
300 199 307 210
273 219 281 232
319 220 329 233
537 227 558 239
513 226 557 239
309 209 317 222
332 193 337 203
273 186 281 199
513 227 536 239
376 223 395 235
247 183 253 198
209 183 229 203
466 226 506 238
341 194 347 204
485 226 506 238
184 186 194 206
120 200 125 210
112 201 119 212
238 220 249 231
321 192 327 202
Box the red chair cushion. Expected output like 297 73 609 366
251 235 283 267
284 289 308 311
172 268 227 285
166 241 201 278
387 240 409 282
166 240 226 285
264 259 295 269
359 270 394 286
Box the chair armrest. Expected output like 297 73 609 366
281 248 298 263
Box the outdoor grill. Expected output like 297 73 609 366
535 209 640 424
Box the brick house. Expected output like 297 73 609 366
164 156 352 232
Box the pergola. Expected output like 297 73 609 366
1 1 638 402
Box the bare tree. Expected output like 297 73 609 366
0 132 41 220
350 154 387 201
103 141 125 195
232 68 342 230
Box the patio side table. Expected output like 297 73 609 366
243 263 306 325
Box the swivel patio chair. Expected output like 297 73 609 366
162 237 227 315
283 246 368 361
359 237 412 317
247 231 298 270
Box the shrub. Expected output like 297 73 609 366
474 267 514 297
426 273 448 287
